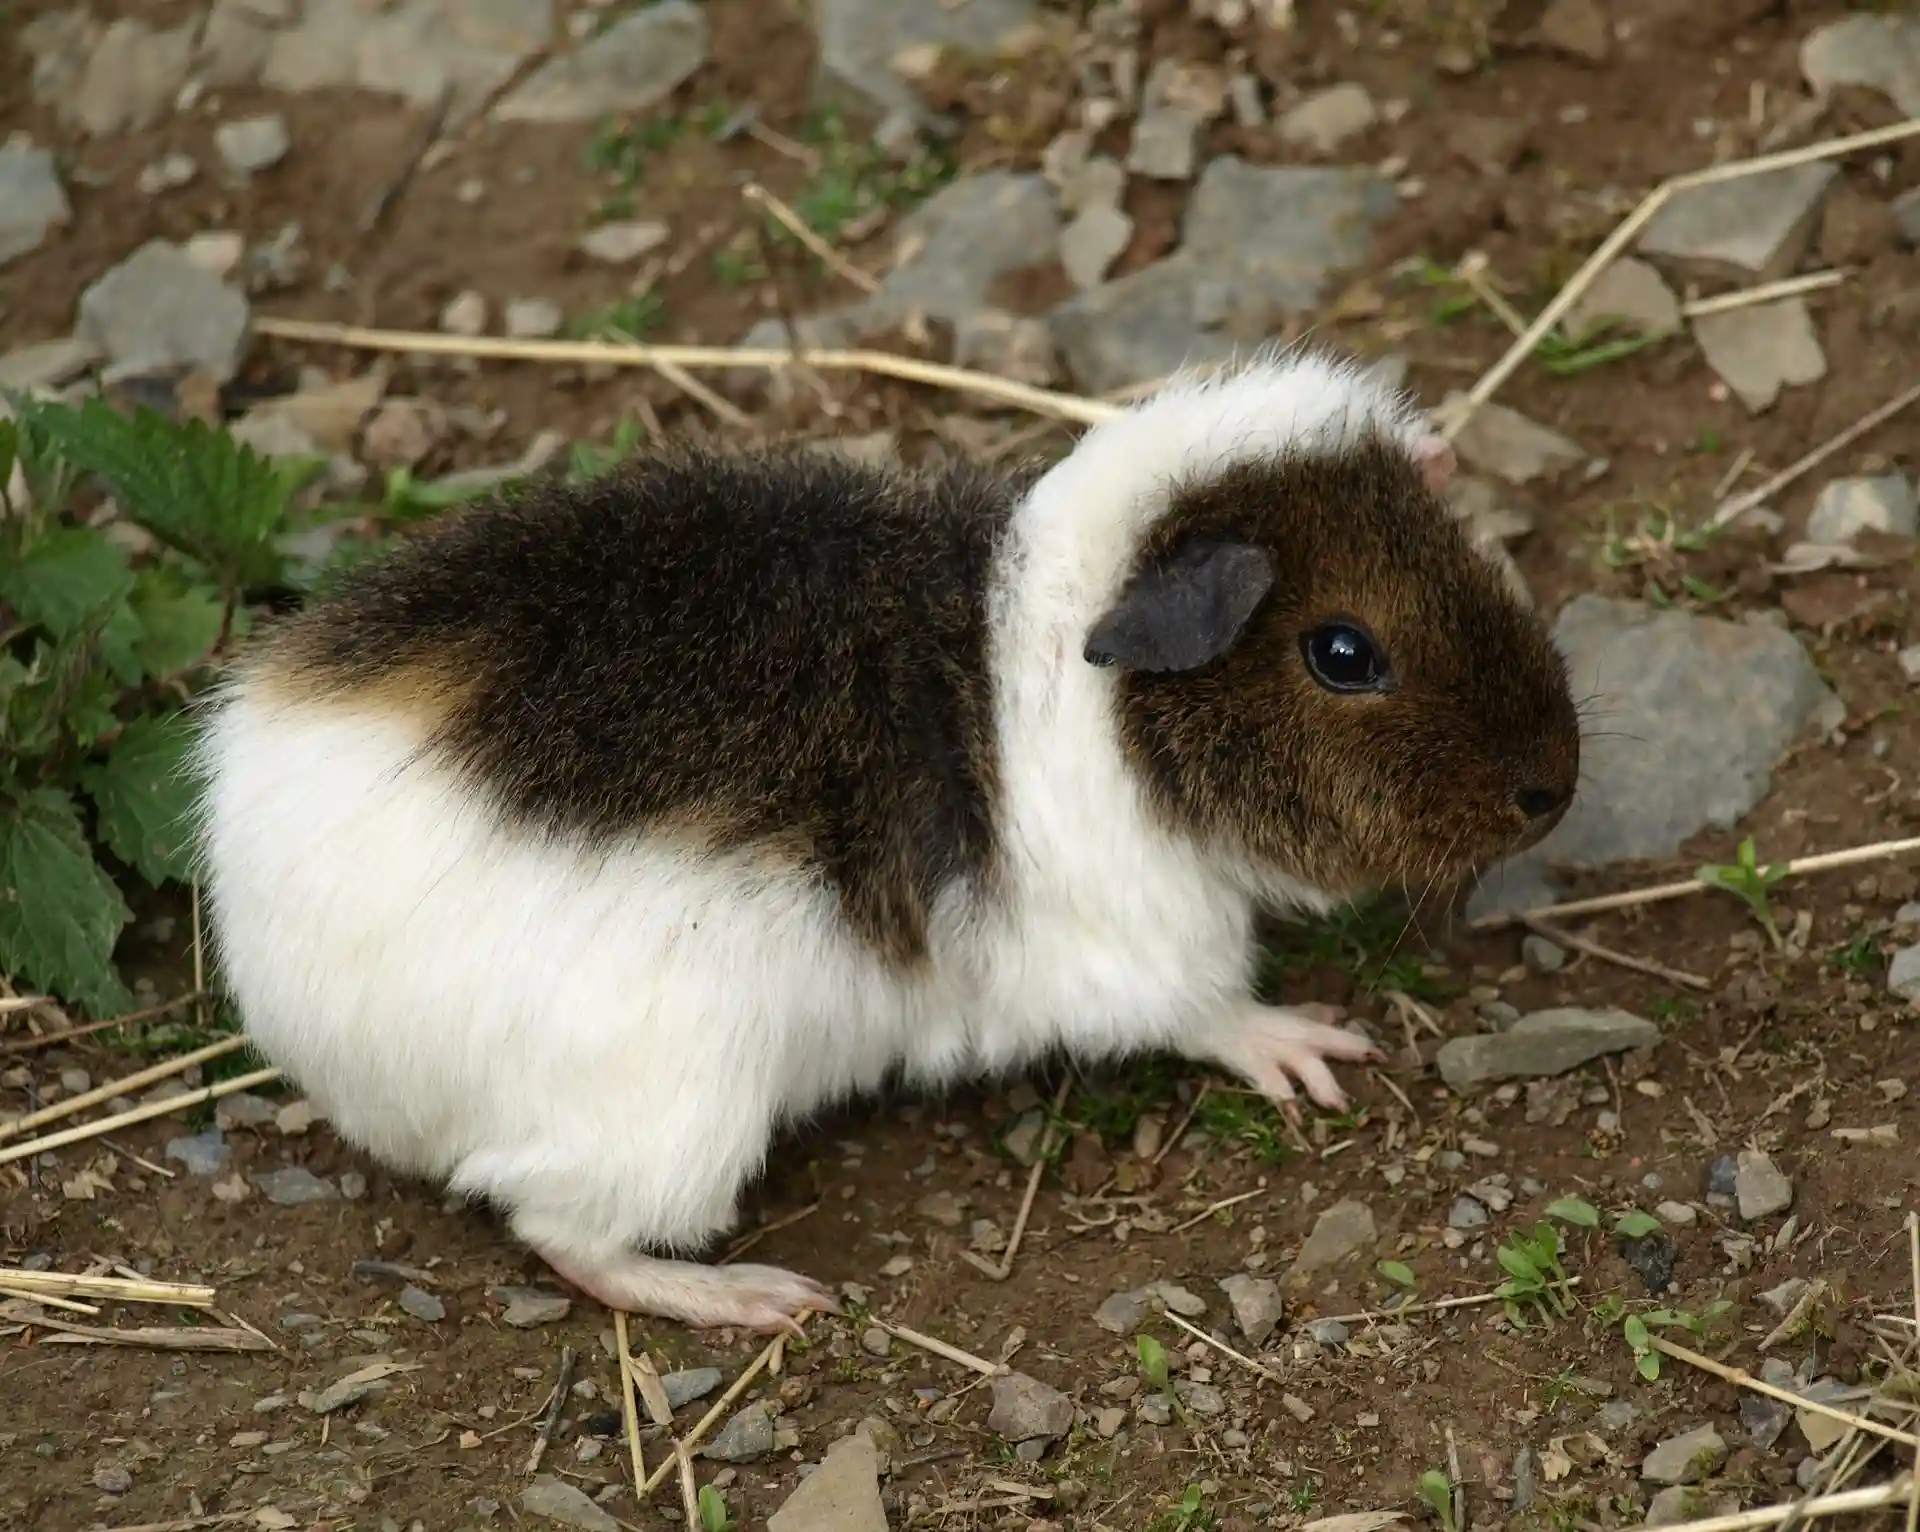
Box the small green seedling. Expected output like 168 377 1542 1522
1136 1333 1171 1392
1620 1300 1734 1380
697 1484 733 1532
1377 1259 1418 1290
1494 1198 1595 1327
1418 1469 1459 1532
1615 1209 1663 1240
1697 837 1788 950
1160 1485 1215 1532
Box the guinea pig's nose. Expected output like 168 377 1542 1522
1514 785 1567 820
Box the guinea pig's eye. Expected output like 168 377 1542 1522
1300 623 1391 695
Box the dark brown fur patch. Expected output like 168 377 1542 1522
249 445 1026 968
1105 434 1581 901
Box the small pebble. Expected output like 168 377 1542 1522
399 1285 445 1323
92 1464 132 1495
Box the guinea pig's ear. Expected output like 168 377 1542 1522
1084 540 1275 674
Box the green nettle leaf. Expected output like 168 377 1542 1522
1615 1209 1664 1239
129 567 227 678
18 396 292 589
80 712 203 886
0 787 133 1016
1547 1195 1601 1228
0 526 136 641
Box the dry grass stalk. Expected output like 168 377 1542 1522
1170 1186 1265 1234
1681 270 1844 319
0 1035 251 1143
876 1320 1007 1377
675 1440 701 1532
1318 1276 1581 1327
971 1073 1075 1281
0 1065 282 1168
1164 1310 1285 1385
1518 915 1711 990
30 1315 274 1351
614 1311 649 1492
1907 1213 1919 1532
0 1267 216 1307
1654 1477 1914 1532
1710 379 1920 530
253 315 1117 425
640 1327 793 1496
743 181 881 295
1469 836 1920 932
526 1344 576 1474
0 996 49 1016
1649 1335 1920 1450
0 992 202 1053
0 1285 100 1315
1446 118 1920 438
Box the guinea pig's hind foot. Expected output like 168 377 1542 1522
536 1245 841 1337
1194 1004 1383 1119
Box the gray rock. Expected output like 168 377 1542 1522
580 219 669 264
1559 257 1680 340
704 1402 776 1462
338 1171 366 1200
1895 188 1920 248
1539 0 1611 62
1656 1201 1698 1227
1049 159 1397 392
1639 164 1837 281
1136 1394 1173 1426
1436 1007 1660 1090
988 1372 1074 1441
0 136 71 267
164 1130 230 1176
813 0 1036 119
522 1475 623 1532
214 1092 280 1130
1693 299 1826 414
201 0 284 87
1734 1150 1792 1222
1597 1399 1641 1435
1128 105 1203 181
490 1286 571 1328
253 1167 338 1205
1640 1424 1727 1485
1890 943 1920 1001
214 115 291 176
1806 474 1917 544
1176 1381 1226 1416
67 17 197 136
1446 396 1586 484
1093 1288 1152 1333
1513 1446 1539 1513
1218 1273 1283 1347
1306 1318 1350 1346
1645 1486 1712 1527
662 1367 723 1408
138 153 199 197
495 1 708 124
398 1285 445 1322
1741 1390 1792 1451
1521 934 1567 974
1468 597 1836 916
1277 84 1378 154
505 297 564 339
1152 1282 1206 1317
953 310 1057 387
1290 1198 1377 1279
1802 15 1920 120
1060 203 1133 290
301 1370 393 1414
92 1463 132 1494
77 241 252 385
1449 1195 1490 1231
769 1427 887 1532
1759 1278 1810 1316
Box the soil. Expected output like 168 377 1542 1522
5 2 1920 1530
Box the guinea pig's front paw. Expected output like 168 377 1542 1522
1199 1005 1382 1118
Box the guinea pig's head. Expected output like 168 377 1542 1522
1083 416 1580 909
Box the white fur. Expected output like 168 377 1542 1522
193 351 1416 1291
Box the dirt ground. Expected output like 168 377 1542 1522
6 1 1920 1529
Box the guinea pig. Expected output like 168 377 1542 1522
192 348 1580 1334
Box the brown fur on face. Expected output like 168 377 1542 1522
1101 434 1581 903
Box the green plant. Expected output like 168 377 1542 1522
1418 1469 1458 1532
1697 837 1788 950
697 1484 733 1532
0 396 351 1013
1615 1208 1662 1240
566 420 647 484
1135 1333 1171 1392
565 292 667 342
1151 1485 1217 1532
784 107 955 244
1620 1300 1734 1381
1261 891 1450 1001
1493 1198 1595 1327
1377 1259 1417 1291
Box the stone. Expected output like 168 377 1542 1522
1890 944 1920 1001
201 0 283 87
495 1 707 124
1759 1279 1810 1316
1060 204 1133 290
215 1092 279 1130
662 1367 723 1409
580 220 669 264
165 1130 230 1176
1656 1201 1698 1227
1521 934 1567 973
1468 597 1837 918
398 1285 445 1322
1049 159 1396 392
1137 1394 1173 1425
768 1428 887 1532
1806 474 1917 545
1801 15 1920 120
1306 1318 1349 1346
1436 1007 1660 1090
1176 1381 1226 1416
1620 1230 1677 1293
1128 105 1203 181
253 1167 338 1205
215 115 291 176
1446 115 1530 177
1741 1390 1792 1451
1734 1150 1792 1222
67 17 198 136
1218 1273 1283 1347
0 136 70 267
275 1099 319 1135
1646 1486 1712 1527
1896 188 1920 248
953 311 1057 388
1559 257 1680 341
77 242 251 386
813 0 1036 120
1693 299 1826 414
1291 1198 1377 1279
442 290 488 336
522 1475 622 1532
138 154 199 197
989 1372 1074 1441
1445 396 1585 484
1449 1195 1490 1231
490 1287 571 1328
1538 0 1611 63
1151 1282 1206 1318
184 231 247 279
1640 1425 1727 1485
1278 84 1378 154
704 1403 776 1462
92 1464 132 1494
1639 165 1837 281
1093 1288 1153 1333
504 298 564 339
